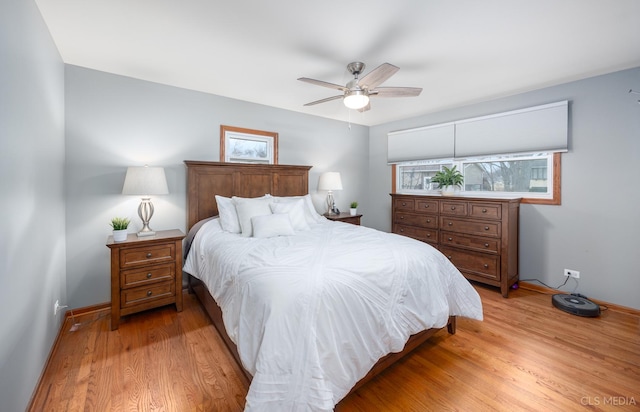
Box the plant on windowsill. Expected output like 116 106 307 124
349 201 358 216
431 166 464 196
110 217 131 242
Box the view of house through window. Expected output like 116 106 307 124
397 153 554 199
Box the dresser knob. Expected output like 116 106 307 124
484 243 489 248
146 273 152 279
402 202 406 206
400 229 404 232
483 264 489 269
448 222 453 226
146 290 152 297
426 219 431 223
447 255 452 260
448 237 453 241
451 206 456 210
426 233 431 238
482 208 487 213
146 253 152 258
484 226 489 230
400 215 404 219
424 204 430 208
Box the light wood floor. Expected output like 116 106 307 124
30 285 640 411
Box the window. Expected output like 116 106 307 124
395 152 561 204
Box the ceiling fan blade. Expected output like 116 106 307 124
298 77 347 92
358 63 399 89
371 87 422 97
357 102 371 113
303 95 343 106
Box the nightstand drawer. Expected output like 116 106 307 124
121 264 175 289
120 244 175 268
121 282 175 308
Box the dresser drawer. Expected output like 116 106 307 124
441 217 501 237
415 200 438 213
394 212 438 229
440 201 468 216
120 244 175 268
394 198 415 211
121 263 175 289
440 246 499 280
121 281 175 308
469 203 502 220
394 224 438 244
440 232 500 254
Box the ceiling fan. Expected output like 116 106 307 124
298 62 422 112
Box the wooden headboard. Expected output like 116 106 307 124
184 161 312 230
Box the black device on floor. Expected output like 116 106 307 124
552 293 601 317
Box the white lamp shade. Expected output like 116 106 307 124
122 166 169 195
343 91 369 110
318 172 343 191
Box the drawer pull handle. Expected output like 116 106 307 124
400 229 404 232
451 206 456 210
426 234 431 238
146 273 152 279
448 237 453 241
483 264 489 269
484 243 489 248
448 222 453 226
424 204 430 208
146 253 152 258
146 290 152 297
402 202 406 206
484 226 489 230
447 255 452 260
400 216 404 219
426 219 431 223
482 208 487 213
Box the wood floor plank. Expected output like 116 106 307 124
30 285 640 411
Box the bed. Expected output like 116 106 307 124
182 161 483 411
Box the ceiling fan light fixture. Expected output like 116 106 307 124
343 90 369 110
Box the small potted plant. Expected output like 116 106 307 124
349 201 358 216
110 217 131 241
431 166 464 196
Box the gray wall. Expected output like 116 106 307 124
368 67 640 310
0 0 66 410
64 65 369 309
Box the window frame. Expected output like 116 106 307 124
392 153 561 205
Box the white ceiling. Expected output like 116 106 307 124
35 0 640 126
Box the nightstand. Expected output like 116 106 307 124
325 212 362 226
106 229 185 330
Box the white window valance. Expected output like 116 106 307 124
387 101 569 164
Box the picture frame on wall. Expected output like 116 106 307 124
220 125 278 164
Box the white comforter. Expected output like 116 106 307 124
183 218 483 411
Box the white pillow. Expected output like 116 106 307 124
272 194 323 225
270 199 310 231
251 213 295 238
215 195 241 233
233 196 273 237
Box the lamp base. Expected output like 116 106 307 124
136 230 156 237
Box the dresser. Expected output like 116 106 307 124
106 229 185 330
391 194 520 297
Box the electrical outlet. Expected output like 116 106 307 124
54 299 60 316
564 269 580 279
